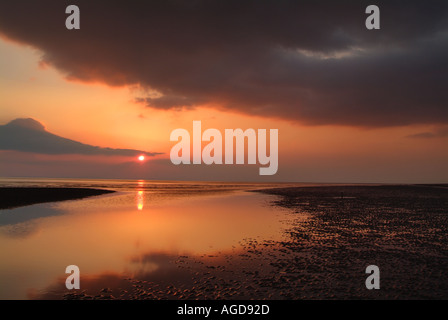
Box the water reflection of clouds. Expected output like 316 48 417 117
0 220 40 239
0 202 66 239
0 203 63 226
28 251 193 300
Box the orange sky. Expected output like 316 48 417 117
0 37 447 183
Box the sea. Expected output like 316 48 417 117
0 178 303 299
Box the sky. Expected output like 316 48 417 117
0 0 447 183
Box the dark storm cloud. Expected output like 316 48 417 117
135 95 203 110
0 118 161 156
0 0 447 126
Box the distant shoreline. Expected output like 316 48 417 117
0 187 115 210
1 184 446 211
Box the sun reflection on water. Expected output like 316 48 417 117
137 181 145 211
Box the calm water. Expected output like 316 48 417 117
0 178 304 299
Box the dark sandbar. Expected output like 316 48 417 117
0 187 115 210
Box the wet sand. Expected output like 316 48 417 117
0 187 115 210
252 185 448 299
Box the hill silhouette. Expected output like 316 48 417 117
0 118 160 157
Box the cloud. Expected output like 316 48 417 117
407 132 438 139
0 0 447 127
135 95 202 110
0 118 161 156
406 126 448 139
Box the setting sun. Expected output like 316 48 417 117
138 155 145 161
